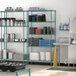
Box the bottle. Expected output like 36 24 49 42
11 18 15 26
17 20 20 26
7 18 10 26
15 20 18 26
20 20 23 26
67 24 69 31
2 18 5 26
63 23 67 30
59 23 63 31
10 18 15 26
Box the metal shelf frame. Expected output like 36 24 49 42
0 11 27 63
27 10 56 65
0 10 56 65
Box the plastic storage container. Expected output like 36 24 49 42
40 52 46 60
29 52 39 61
46 52 50 61
39 40 54 47
35 29 43 34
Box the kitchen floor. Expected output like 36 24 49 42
0 65 76 76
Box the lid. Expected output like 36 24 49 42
11 18 16 20
42 14 45 16
4 18 8 21
7 18 11 20
19 20 23 22
15 20 20 23
0 18 7 20
15 20 18 21
63 24 67 26
8 18 16 20
19 20 25 23
2 18 6 20
18 20 23 22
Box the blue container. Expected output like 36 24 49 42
39 40 54 47
32 14 38 18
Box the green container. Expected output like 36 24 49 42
32 17 36 22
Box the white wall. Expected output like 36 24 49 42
0 0 76 62
0 0 76 37
0 0 76 17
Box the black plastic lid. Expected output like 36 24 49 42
11 18 16 20
15 20 19 22
18 20 23 22
2 18 6 20
6 18 11 20
0 18 7 20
